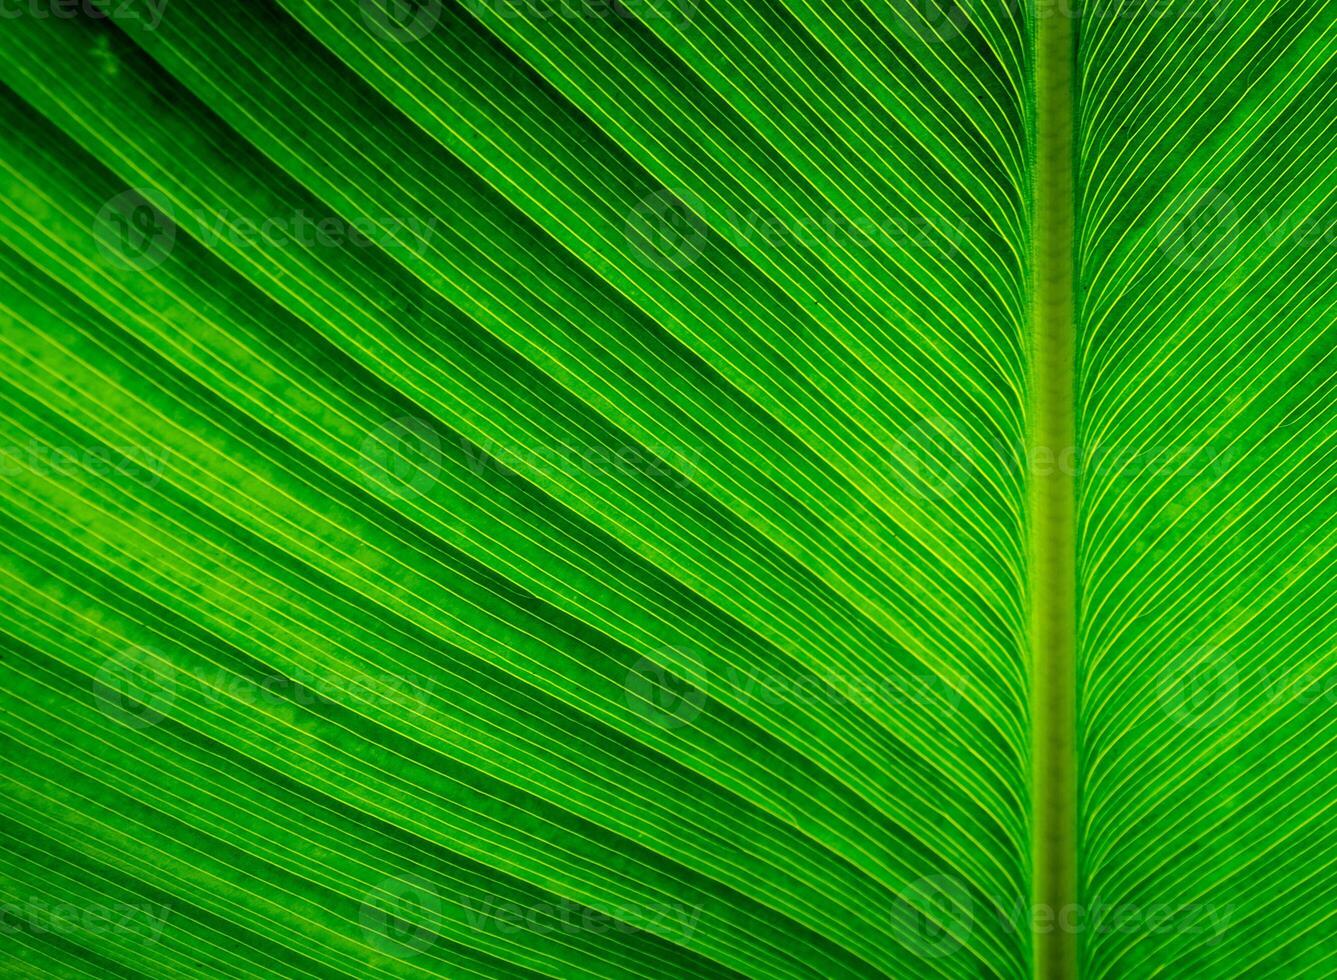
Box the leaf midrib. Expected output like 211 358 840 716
1028 2 1078 979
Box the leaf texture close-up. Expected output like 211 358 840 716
0 1 1331 978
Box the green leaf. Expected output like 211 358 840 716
0 2 1329 978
